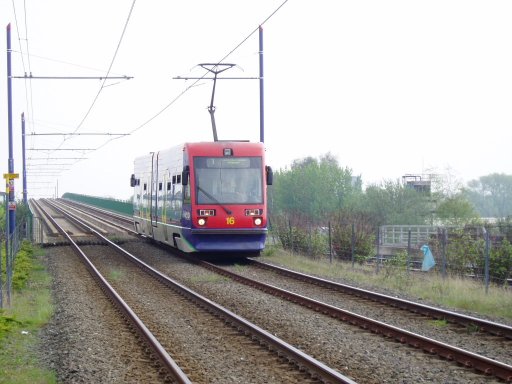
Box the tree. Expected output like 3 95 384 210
465 173 512 218
435 194 479 226
271 153 358 222
361 179 432 226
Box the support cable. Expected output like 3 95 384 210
125 0 289 137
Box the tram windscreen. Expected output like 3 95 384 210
194 157 263 204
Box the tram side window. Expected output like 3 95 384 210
134 177 142 203
171 174 182 184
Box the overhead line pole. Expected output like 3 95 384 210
8 39 133 204
259 25 264 143
6 23 16 235
5 23 19 308
174 65 258 142
21 113 27 205
174 28 266 143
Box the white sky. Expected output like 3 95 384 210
0 1 511 200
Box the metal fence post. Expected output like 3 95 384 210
441 228 447 279
328 221 332 264
308 222 311 255
407 229 411 274
289 219 293 255
351 223 355 268
375 227 380 273
483 227 490 294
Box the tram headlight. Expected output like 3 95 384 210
254 217 262 226
198 218 207 226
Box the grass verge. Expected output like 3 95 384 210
0 241 56 384
261 245 512 321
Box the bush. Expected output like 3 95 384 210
331 222 375 263
13 241 34 290
271 216 328 257
487 239 512 284
445 229 484 277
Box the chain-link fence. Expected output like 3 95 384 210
269 217 512 288
0 209 33 308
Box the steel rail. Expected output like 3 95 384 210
37 199 192 384
250 259 512 339
44 199 356 384
59 198 134 225
28 198 59 237
197 259 512 382
54 198 137 235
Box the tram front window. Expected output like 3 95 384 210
194 157 263 204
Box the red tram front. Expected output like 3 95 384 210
131 141 272 255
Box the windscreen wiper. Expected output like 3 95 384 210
197 184 232 215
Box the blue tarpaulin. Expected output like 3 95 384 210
420 244 436 271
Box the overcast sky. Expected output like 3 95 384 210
1 1 511 200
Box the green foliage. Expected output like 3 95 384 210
386 249 408 268
496 217 512 241
0 200 31 234
0 313 22 339
330 213 375 262
271 216 327 257
271 155 512 280
262 244 277 257
436 194 479 226
430 319 448 328
0 204 4 231
488 239 512 284
12 241 34 290
263 248 512 320
361 180 432 226
0 243 55 383
465 173 512 217
445 229 484 276
379 250 413 290
428 226 512 284
272 153 359 220
1 241 39 300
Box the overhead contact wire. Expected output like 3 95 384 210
125 0 290 137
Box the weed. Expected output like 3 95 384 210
0 243 56 383
430 319 448 328
466 323 480 334
108 269 124 281
261 246 512 320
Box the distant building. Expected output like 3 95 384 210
402 174 431 194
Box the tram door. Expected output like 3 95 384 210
150 152 159 236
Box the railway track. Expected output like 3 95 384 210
246 259 512 340
35 199 356 384
36 198 512 382
33 199 190 384
58 198 135 229
192 257 512 382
